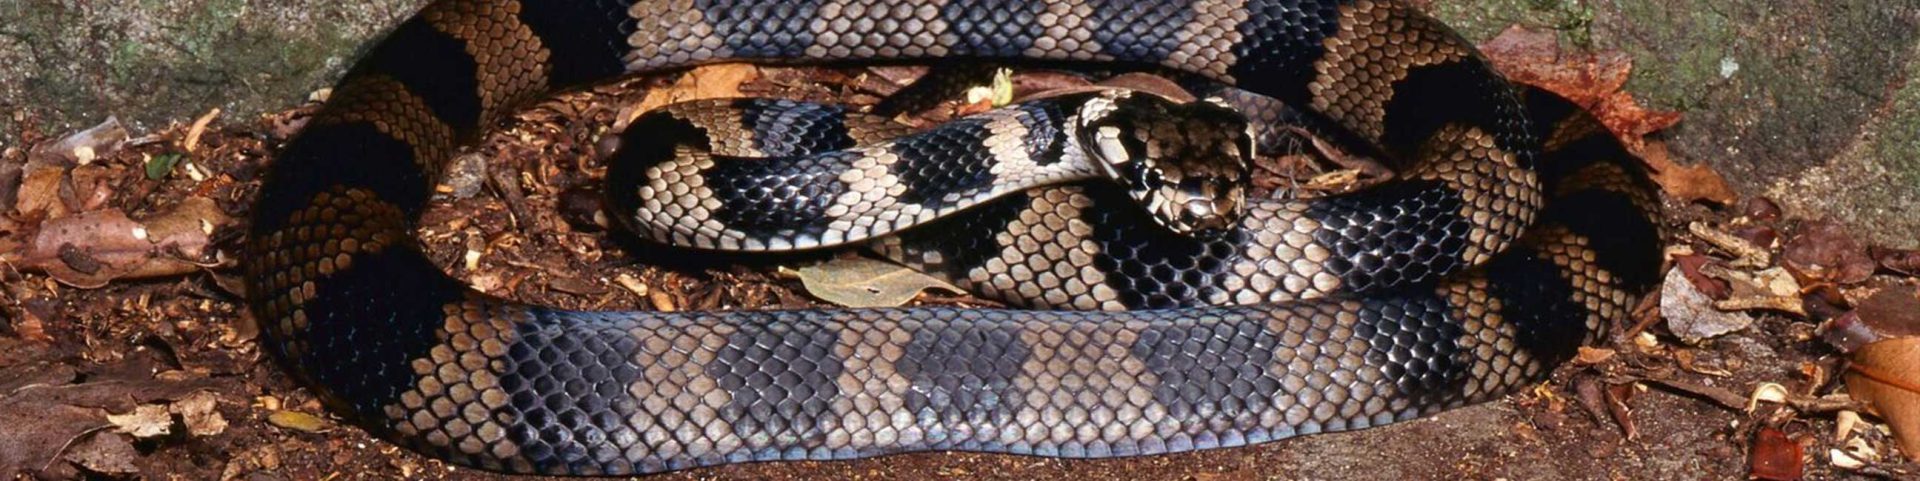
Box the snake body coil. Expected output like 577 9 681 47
245 0 1663 475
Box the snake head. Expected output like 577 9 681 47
1077 90 1254 234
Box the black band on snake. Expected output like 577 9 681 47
244 0 1664 475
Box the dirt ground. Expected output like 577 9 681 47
3 45 1919 481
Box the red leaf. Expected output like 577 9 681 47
1748 427 1804 481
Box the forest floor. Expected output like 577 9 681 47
2 30 1919 481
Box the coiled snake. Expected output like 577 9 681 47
244 0 1664 475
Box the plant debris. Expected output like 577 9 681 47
0 10 1915 481
790 255 963 308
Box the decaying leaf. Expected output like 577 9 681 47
1781 219 1878 286
172 391 226 437
14 158 72 219
1660 267 1755 344
1690 222 1771 268
16 197 231 288
617 63 762 128
0 357 217 478
793 256 960 308
106 404 172 439
267 410 330 433
1637 140 1738 205
1478 27 1724 204
1673 253 1731 299
1706 265 1805 316
1748 427 1804 481
28 116 128 166
1871 246 1920 276
1852 286 1920 338
1481 26 1634 109
63 433 139 476
1846 337 1920 462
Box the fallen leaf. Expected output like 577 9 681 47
106 404 172 439
63 432 139 476
1852 286 1920 336
13 159 70 219
1574 346 1616 365
794 256 960 308
1830 438 1879 470
28 116 128 166
1748 427 1804 481
11 303 51 343
171 391 226 437
1674 253 1731 299
144 153 183 181
19 197 231 287
1707 265 1805 316
64 164 116 212
1743 197 1784 222
1870 246 1920 277
1781 219 1877 286
1846 337 1920 462
1730 225 1779 252
1637 140 1738 205
1690 222 1771 268
617 63 762 128
1660 267 1756 344
548 276 609 296
1749 383 1792 412
1479 26 1688 174
0 358 215 478
1836 410 1863 441
1480 26 1632 108
266 411 329 433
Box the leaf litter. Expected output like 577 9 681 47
0 15 1915 481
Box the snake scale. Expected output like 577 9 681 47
244 0 1664 475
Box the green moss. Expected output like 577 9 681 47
1874 65 1920 205
1428 0 1597 46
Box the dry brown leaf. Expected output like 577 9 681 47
1748 427 1804 481
1674 253 1731 299
1574 346 1616 365
171 391 226 437
19 197 232 288
0 359 216 478
794 256 960 308
106 404 172 439
28 117 127 166
1846 337 1920 462
63 433 139 476
1637 140 1738 205
1871 246 1920 276
1781 219 1877 286
1481 26 1633 108
14 160 70 219
617 63 762 128
1479 27 1724 204
1853 286 1920 337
